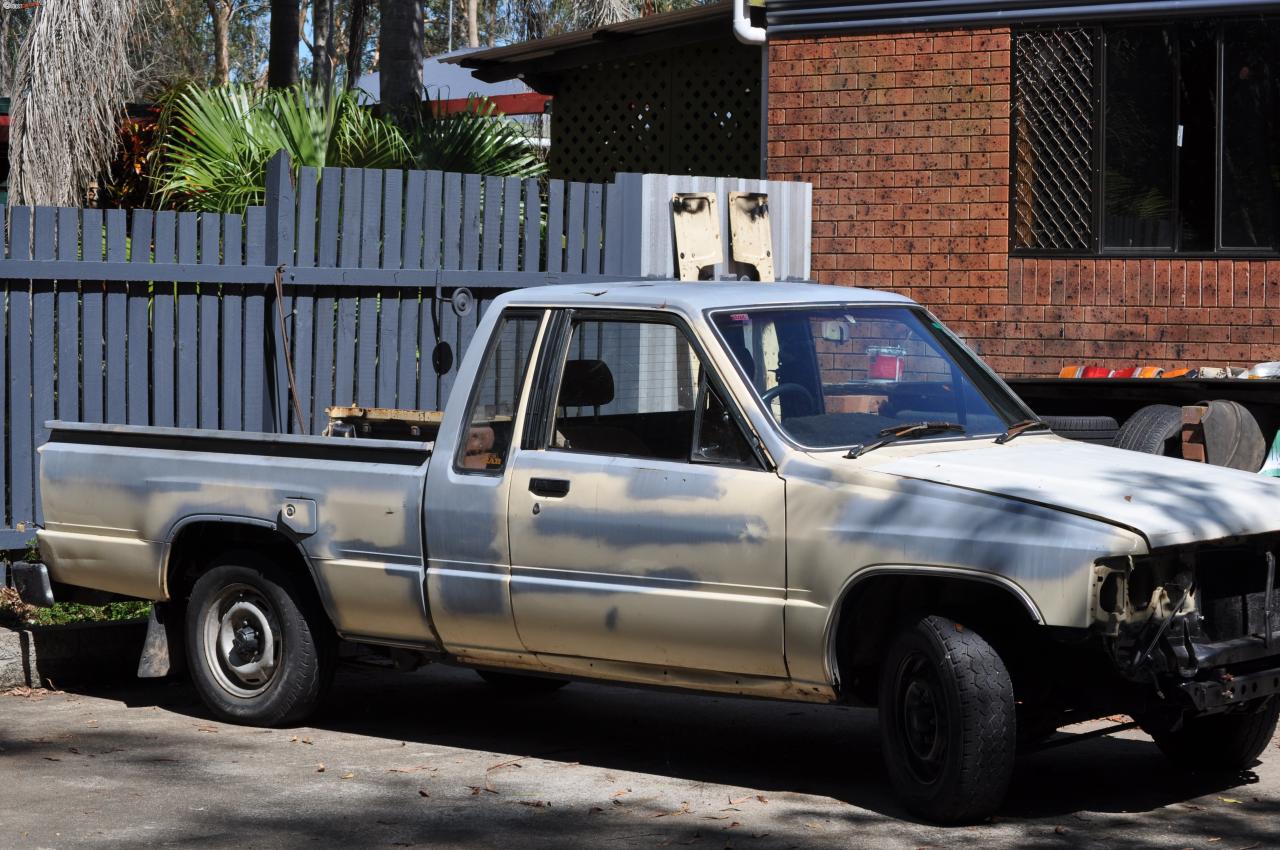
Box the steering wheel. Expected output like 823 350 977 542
760 382 817 410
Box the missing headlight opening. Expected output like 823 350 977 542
1093 537 1280 685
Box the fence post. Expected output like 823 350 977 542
263 150 296 432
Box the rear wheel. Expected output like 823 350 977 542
476 669 570 693
878 615 1016 823
1143 698 1279 772
186 553 335 726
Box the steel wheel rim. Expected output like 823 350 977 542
895 652 948 786
202 583 282 699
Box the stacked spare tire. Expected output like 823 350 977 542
1046 402 1267 472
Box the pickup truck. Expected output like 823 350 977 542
17 281 1280 823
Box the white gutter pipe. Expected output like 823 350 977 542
733 0 767 44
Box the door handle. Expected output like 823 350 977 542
529 477 571 498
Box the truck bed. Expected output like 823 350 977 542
37 422 437 646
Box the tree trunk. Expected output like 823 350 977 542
466 0 478 48
311 0 334 93
344 0 368 89
205 0 231 85
378 0 423 133
268 0 300 88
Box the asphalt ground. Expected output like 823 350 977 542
1 662 1278 850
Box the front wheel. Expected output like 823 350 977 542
186 553 335 726
878 615 1016 823
1142 698 1279 772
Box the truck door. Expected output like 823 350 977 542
507 312 788 678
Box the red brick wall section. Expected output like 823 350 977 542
767 30 1280 376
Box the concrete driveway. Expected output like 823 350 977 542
1 662 1278 849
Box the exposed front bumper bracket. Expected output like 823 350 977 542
12 561 55 608
1180 667 1280 712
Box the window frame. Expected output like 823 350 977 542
521 307 769 471
451 308 547 477
1011 17 1280 259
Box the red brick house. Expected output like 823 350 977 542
459 1 1280 376
764 1 1280 375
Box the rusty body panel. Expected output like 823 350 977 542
34 281 1280 706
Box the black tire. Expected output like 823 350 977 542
1199 399 1266 471
1144 698 1280 772
185 552 336 726
1114 404 1184 456
878 615 1016 823
476 669 570 693
1042 415 1120 445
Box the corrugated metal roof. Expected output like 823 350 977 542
764 0 1280 35
357 48 534 103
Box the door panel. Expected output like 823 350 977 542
508 452 787 676
506 313 787 678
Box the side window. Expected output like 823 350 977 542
693 380 756 466
456 314 540 473
551 318 753 465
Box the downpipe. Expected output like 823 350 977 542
733 0 766 45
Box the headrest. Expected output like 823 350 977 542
559 359 615 408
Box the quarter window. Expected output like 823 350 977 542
456 314 540 473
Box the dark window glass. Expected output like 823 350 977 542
1178 22 1219 251
1104 27 1176 249
1221 21 1280 250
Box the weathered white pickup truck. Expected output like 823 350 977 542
18 282 1280 821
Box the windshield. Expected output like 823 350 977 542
710 305 1031 450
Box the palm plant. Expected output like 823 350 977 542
154 84 410 212
409 95 546 179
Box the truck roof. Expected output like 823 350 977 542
494 281 916 314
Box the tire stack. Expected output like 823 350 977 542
1041 415 1119 447
1044 403 1267 472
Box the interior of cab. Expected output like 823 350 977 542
713 306 1017 449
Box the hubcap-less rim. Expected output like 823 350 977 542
896 653 948 785
202 583 282 698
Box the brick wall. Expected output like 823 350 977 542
767 29 1280 376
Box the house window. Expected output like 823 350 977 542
1013 19 1280 255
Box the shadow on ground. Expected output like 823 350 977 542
43 661 1273 842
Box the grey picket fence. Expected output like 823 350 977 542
0 153 811 546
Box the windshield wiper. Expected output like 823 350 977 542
994 418 1051 445
845 421 966 459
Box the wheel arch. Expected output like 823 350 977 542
825 566 1044 703
162 515 337 628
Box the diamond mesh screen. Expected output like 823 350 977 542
548 39 762 182
1013 28 1097 251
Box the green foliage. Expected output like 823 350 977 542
0 585 149 628
23 600 152 627
409 95 546 179
153 83 410 212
